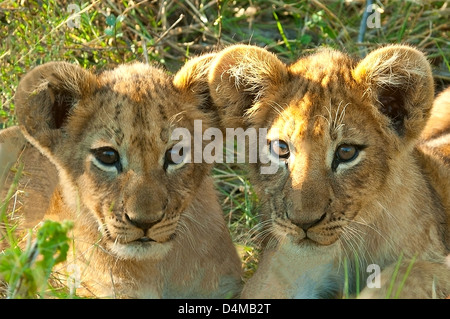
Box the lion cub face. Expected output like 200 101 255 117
15 59 214 260
208 44 433 247
261 84 391 246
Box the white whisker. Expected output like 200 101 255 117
169 110 187 126
267 101 288 121
333 100 343 133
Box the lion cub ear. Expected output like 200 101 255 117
353 45 434 141
207 44 288 129
173 53 217 115
14 62 96 153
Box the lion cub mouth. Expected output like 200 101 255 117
126 230 176 245
108 231 176 260
118 214 180 245
103 215 179 259
135 236 156 243
133 233 176 243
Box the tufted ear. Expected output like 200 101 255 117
173 52 217 118
207 44 289 129
353 45 434 142
14 62 97 153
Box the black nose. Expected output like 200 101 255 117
291 212 326 231
125 213 163 231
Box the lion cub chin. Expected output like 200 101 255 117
206 44 450 298
1 56 243 298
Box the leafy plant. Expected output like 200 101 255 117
0 219 73 299
0 166 73 298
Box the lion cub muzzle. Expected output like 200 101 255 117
124 212 164 234
288 211 326 232
283 210 334 246
281 179 334 244
120 208 177 244
119 177 176 243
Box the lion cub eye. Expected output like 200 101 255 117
91 147 122 172
336 144 358 161
164 146 188 171
269 140 290 159
332 144 362 171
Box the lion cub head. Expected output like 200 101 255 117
14 57 216 260
208 44 434 247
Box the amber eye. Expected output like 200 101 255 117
91 147 122 172
164 146 187 169
332 144 361 171
269 140 290 159
336 144 358 162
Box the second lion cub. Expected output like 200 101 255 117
207 44 450 298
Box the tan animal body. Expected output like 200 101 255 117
0 57 243 298
206 44 450 298
421 87 450 160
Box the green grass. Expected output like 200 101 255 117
0 0 449 298
0 164 73 298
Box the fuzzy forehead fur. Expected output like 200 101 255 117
236 47 428 136
67 63 205 165
266 51 387 161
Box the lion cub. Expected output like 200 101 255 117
206 44 450 298
0 57 243 298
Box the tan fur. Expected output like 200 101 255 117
1 59 243 298
422 87 450 141
0 127 58 251
207 44 450 298
420 87 450 161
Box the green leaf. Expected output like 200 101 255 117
106 14 116 26
116 15 125 23
105 27 115 36
299 34 312 45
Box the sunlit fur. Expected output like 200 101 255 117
421 87 450 160
4 57 243 298
208 44 450 298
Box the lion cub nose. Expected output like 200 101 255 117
125 213 163 231
291 212 326 231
